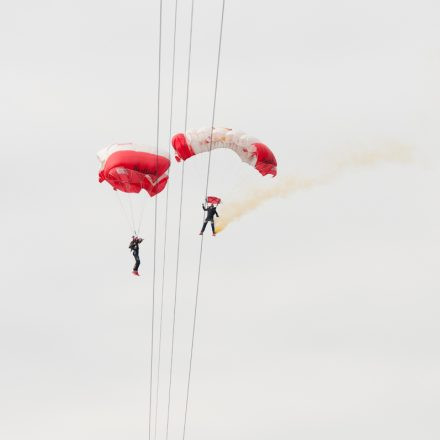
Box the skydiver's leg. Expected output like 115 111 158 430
200 220 208 234
133 251 140 271
134 259 140 271
210 220 215 234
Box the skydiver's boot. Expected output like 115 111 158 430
132 270 140 276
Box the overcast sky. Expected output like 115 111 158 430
1 0 440 439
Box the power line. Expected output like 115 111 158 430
148 0 163 439
154 0 179 438
181 2 226 440
165 0 196 439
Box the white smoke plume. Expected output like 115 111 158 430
215 144 412 234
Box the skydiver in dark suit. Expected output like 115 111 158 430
199 203 219 236
129 236 143 275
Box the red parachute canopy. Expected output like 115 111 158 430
97 144 170 197
206 196 221 205
171 127 277 177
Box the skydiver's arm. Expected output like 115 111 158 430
202 204 207 211
215 209 219 217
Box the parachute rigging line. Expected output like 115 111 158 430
182 1 226 440
165 1 195 440
148 1 163 440
114 188 135 233
154 0 179 439
128 192 137 234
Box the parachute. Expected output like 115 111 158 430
97 143 170 196
172 127 277 177
206 196 221 205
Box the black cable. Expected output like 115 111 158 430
153 0 179 438
148 0 163 439
181 2 226 439
165 1 195 439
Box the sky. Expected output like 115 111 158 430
1 0 440 439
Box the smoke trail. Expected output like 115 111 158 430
215 144 412 234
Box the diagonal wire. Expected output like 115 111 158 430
182 2 226 440
165 1 195 439
153 0 179 438
148 0 163 439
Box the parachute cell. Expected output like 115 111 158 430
97 144 170 197
171 127 277 177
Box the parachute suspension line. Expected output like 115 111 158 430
166 1 195 439
148 1 163 440
182 2 226 440
137 197 146 235
127 190 137 234
154 0 179 439
114 190 134 233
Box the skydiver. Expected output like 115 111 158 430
129 236 143 276
199 203 219 236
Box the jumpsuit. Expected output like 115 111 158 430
201 205 219 234
129 239 141 271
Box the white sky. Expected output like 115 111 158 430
1 0 440 439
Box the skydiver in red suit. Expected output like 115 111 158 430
199 203 219 236
129 236 143 276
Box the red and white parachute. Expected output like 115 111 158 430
171 127 277 177
97 143 170 196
